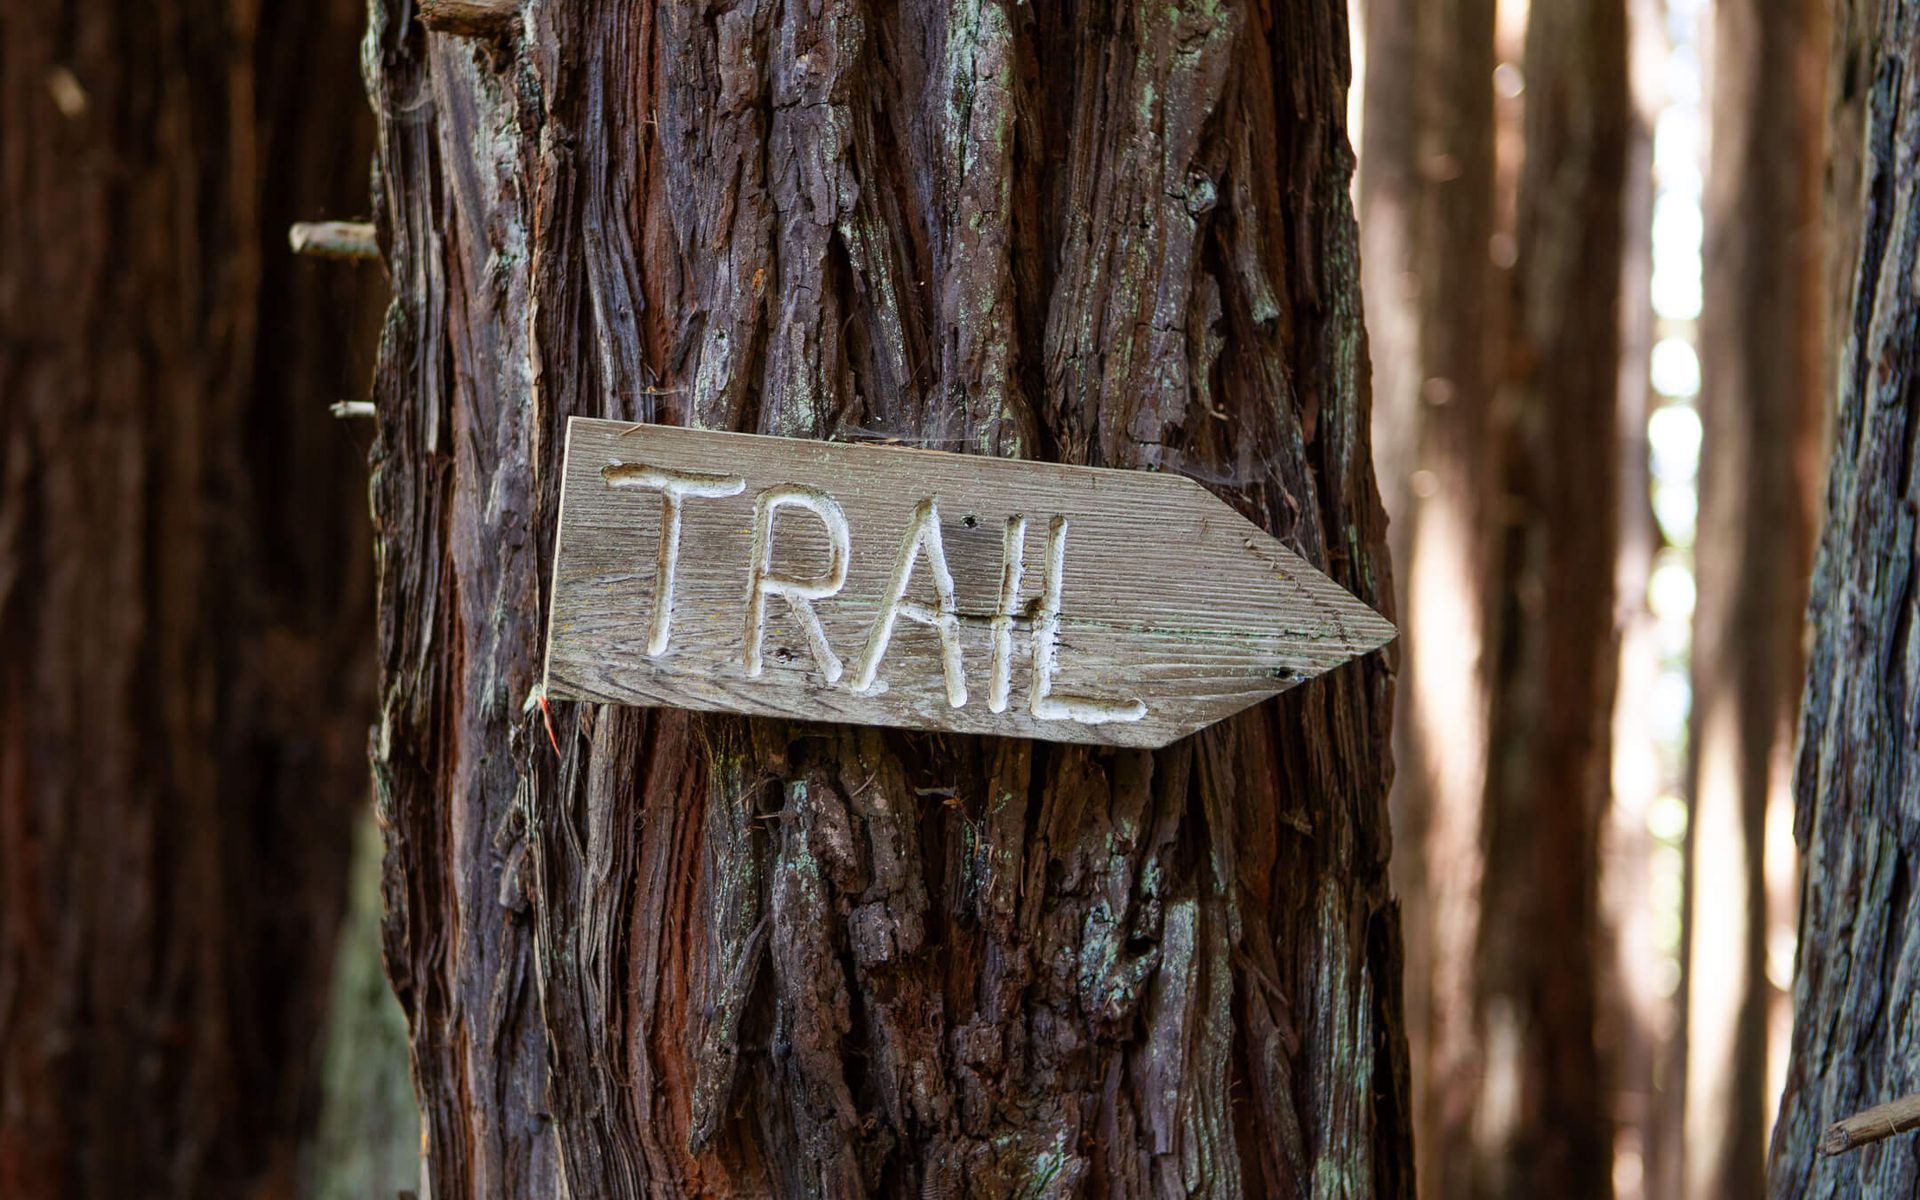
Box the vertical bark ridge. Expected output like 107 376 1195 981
368 7 545 1197
1767 1 1920 1194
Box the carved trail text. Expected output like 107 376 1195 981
603 461 1146 725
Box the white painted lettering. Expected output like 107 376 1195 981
744 484 851 682
603 461 747 656
1030 516 1147 724
988 515 1027 714
853 498 967 707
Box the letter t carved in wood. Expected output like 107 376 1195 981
602 462 747 656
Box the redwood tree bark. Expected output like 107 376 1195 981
364 0 1409 1195
1476 0 1628 1194
0 1 377 1196
1685 0 1826 1193
1766 0 1920 1194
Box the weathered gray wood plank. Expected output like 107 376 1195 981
544 418 1393 747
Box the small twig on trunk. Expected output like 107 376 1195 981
289 221 378 261
331 401 376 420
1821 1091 1920 1155
418 0 519 38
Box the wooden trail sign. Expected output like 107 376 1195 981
543 418 1394 748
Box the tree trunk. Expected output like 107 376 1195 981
0 1 378 1196
1476 0 1628 1193
1605 3 1667 1188
1685 0 1826 1194
1766 1 1920 1195
364 0 1409 1195
1356 0 1499 1194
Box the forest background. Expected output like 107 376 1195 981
1 0 1911 1197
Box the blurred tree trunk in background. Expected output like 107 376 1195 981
364 0 1410 1194
0 2 378 1197
1605 3 1667 1190
1767 0 1920 1195
1684 0 1826 1193
1477 0 1629 1194
1357 0 1500 1193
1361 0 1637 1192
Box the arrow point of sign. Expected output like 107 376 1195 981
1335 576 1399 652
1337 598 1399 657
1196 489 1396 694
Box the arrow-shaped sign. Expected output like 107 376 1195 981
543 418 1393 748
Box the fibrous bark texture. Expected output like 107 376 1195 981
363 0 1409 1196
1356 0 1499 1193
1477 0 1628 1194
1686 0 1826 1194
1766 0 1920 1195
0 0 378 1196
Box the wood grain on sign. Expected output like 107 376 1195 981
544 418 1394 748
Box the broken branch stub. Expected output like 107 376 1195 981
1821 1092 1920 1156
416 0 518 38
287 221 378 261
